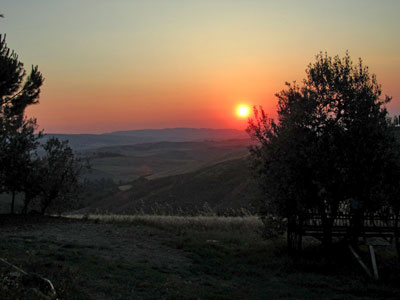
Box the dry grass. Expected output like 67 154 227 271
65 213 263 233
3 215 399 299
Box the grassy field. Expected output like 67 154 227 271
0 215 399 299
78 158 262 216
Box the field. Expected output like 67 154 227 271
0 139 257 215
1 215 399 300
83 139 253 183
78 158 262 215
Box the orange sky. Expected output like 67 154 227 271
2 0 400 133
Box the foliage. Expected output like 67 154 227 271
247 52 400 244
0 34 86 215
393 115 399 127
2 119 42 214
0 34 43 119
37 138 88 214
0 34 44 213
260 215 287 238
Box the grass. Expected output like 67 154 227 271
1 214 400 299
66 213 263 233
0 193 24 214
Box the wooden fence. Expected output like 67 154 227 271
287 213 400 252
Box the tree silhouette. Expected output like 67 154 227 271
394 115 399 126
20 151 42 214
0 34 44 213
247 52 400 247
0 31 87 215
37 138 87 214
1 119 41 213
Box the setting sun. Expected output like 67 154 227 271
237 105 250 118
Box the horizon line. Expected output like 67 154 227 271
43 127 249 135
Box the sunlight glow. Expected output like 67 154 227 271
237 105 250 118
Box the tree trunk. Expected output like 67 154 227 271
21 194 31 215
287 216 296 254
287 215 303 256
394 212 400 264
320 210 333 250
41 200 49 215
297 215 303 252
322 218 332 249
350 210 363 246
10 190 15 214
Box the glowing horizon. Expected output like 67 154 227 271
1 0 399 134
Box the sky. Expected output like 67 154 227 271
1 0 399 133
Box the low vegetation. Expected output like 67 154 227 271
1 215 399 299
66 213 264 233
78 158 262 216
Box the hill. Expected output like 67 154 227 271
0 138 255 213
43 128 249 150
79 157 263 215
83 139 253 182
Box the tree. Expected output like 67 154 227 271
0 34 44 213
20 151 42 214
0 35 43 117
394 115 399 127
247 52 400 247
0 33 86 215
1 118 41 214
37 138 87 215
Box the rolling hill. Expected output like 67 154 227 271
78 157 263 215
43 128 249 150
1 131 257 214
83 139 254 182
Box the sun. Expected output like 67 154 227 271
236 105 250 118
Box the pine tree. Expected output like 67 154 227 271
0 34 44 213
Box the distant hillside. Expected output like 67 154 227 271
109 128 249 140
83 139 254 182
43 128 249 150
78 158 263 215
41 134 153 150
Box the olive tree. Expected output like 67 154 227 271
247 52 400 247
37 138 87 214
